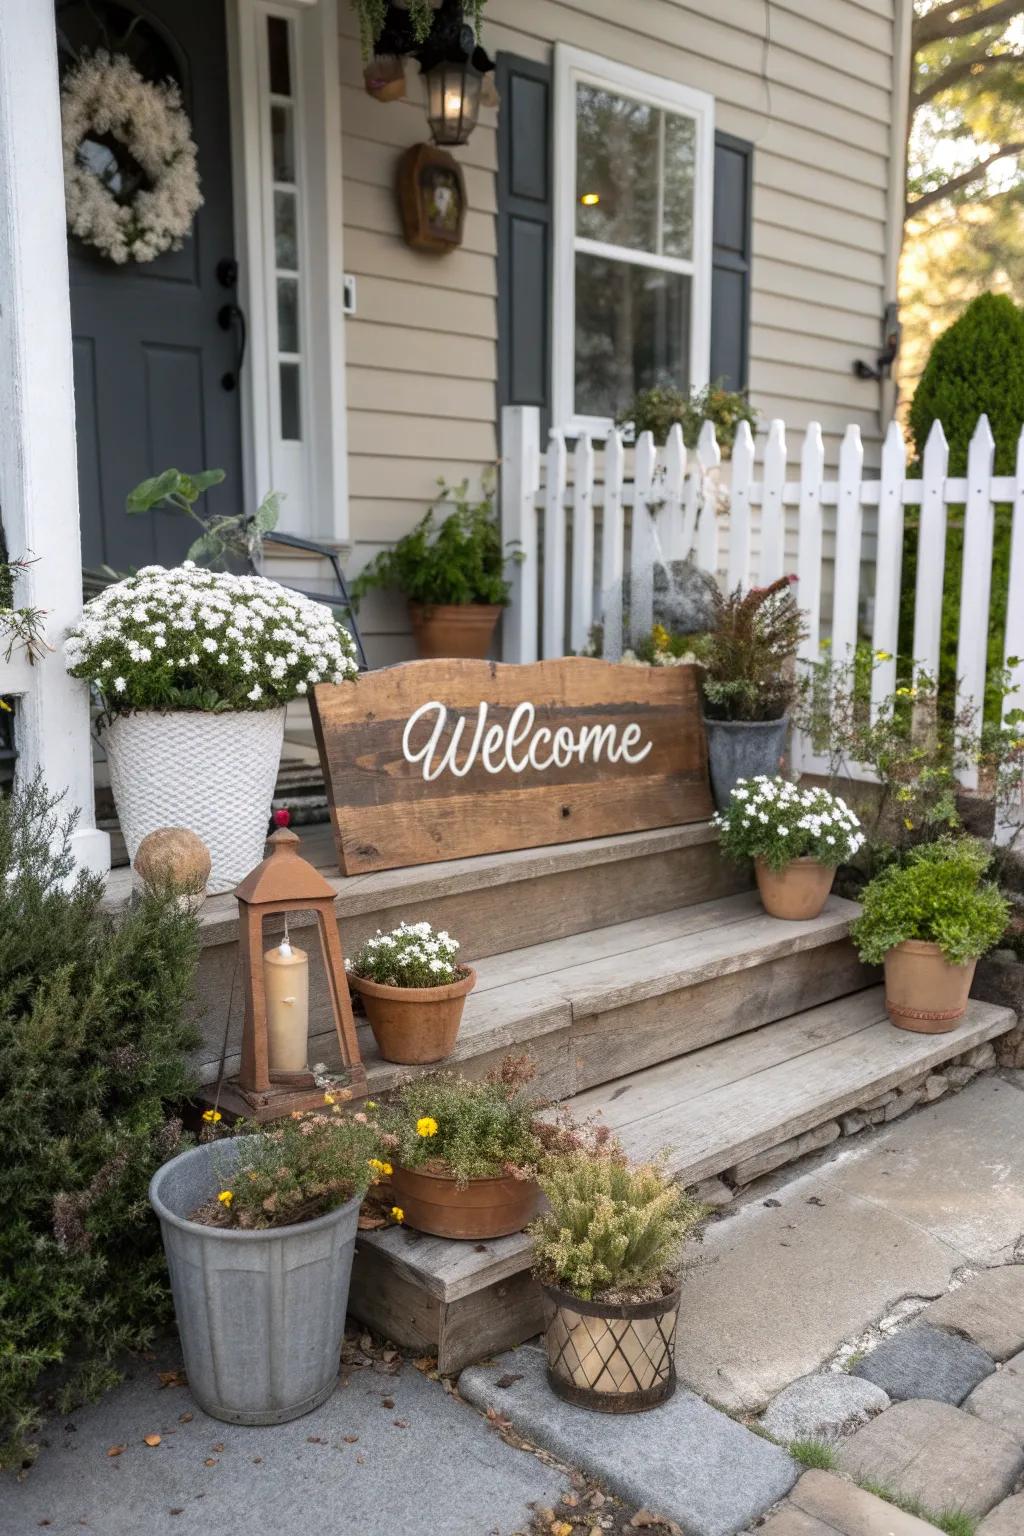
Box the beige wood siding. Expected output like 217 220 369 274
338 0 898 662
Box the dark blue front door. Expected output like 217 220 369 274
57 0 243 571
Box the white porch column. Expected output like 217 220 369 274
0 1 110 872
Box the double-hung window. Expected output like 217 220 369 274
553 46 714 436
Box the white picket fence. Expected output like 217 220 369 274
499 404 1024 789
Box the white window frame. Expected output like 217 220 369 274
552 45 715 439
228 0 350 545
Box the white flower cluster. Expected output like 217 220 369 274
714 776 865 871
349 921 463 990
61 52 203 265
65 562 358 714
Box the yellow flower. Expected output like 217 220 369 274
391 1206 404 1223
416 1116 439 1138
895 686 918 699
201 1109 222 1124
323 1093 335 1105
1013 739 1024 751
874 650 892 662
904 818 914 830
217 1189 233 1206
365 1100 378 1110
0 698 10 713
368 1158 393 1177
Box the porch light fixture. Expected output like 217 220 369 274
424 55 483 145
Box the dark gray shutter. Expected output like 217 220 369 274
497 65 754 422
496 54 552 435
710 129 754 392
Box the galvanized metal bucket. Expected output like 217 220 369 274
150 1139 359 1425
702 715 789 812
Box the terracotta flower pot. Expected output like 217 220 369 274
389 1162 540 1240
755 857 835 921
542 1281 679 1413
408 602 501 660
348 966 476 1065
884 939 977 1032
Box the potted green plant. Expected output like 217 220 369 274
375 1057 548 1239
350 475 520 659
616 381 758 453
64 562 358 892
851 838 1009 1032
347 920 475 1065
714 777 865 921
530 1151 706 1413
150 1106 382 1424
697 576 807 810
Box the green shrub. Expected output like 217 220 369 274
530 1153 706 1301
616 381 758 451
700 577 807 722
851 837 1009 967
714 777 865 872
0 779 200 1470
350 473 520 609
904 293 1024 721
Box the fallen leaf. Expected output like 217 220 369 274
380 1396 395 1409
143 1434 161 1448
106 1445 125 1458
630 1513 663 1529
381 1349 398 1363
589 1491 606 1509
306 1435 326 1444
562 1494 579 1507
203 1458 218 1467
157 1370 186 1389
357 1213 387 1230
211 1442 224 1453
392 1418 408 1429
252 1457 263 1465
550 1523 573 1536
178 1412 193 1424
496 1373 523 1389
342 1435 359 1444
168 1511 184 1518
355 1453 366 1465
411 1356 437 1373
359 1333 373 1352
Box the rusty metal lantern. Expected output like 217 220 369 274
208 827 366 1122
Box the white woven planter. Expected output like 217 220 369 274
104 709 287 894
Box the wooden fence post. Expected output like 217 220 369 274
870 420 907 718
500 406 541 663
956 414 996 789
759 419 787 583
569 433 595 655
542 429 568 660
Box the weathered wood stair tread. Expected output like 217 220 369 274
357 890 861 1094
354 991 1016 1307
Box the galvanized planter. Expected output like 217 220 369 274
703 715 789 811
150 1138 359 1425
542 1282 680 1413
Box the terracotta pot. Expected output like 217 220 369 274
408 603 502 659
348 966 476 1065
884 939 977 1032
389 1163 540 1240
542 1282 679 1413
754 857 835 921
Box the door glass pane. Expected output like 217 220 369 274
662 114 696 259
274 191 298 271
277 277 299 353
574 252 690 420
271 104 295 182
267 15 291 96
280 363 301 440
575 82 657 253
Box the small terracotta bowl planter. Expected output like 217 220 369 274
884 939 976 1032
755 856 835 921
390 1161 540 1239
542 1282 680 1413
409 602 501 660
349 966 476 1065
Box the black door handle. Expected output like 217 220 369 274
218 302 247 392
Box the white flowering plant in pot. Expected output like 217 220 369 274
713 777 865 921
65 563 359 892
346 922 474 1067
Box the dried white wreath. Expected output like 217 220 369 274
61 51 203 264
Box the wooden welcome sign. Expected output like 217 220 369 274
311 658 712 875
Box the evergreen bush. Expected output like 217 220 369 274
0 780 200 1469
904 293 1024 718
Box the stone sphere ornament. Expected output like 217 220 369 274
134 826 211 910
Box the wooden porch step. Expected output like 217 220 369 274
348 991 1016 1372
197 889 868 1093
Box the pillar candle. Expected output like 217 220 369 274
264 939 310 1073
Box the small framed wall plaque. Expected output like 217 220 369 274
396 143 466 253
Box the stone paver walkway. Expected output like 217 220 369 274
755 1469 945 1535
